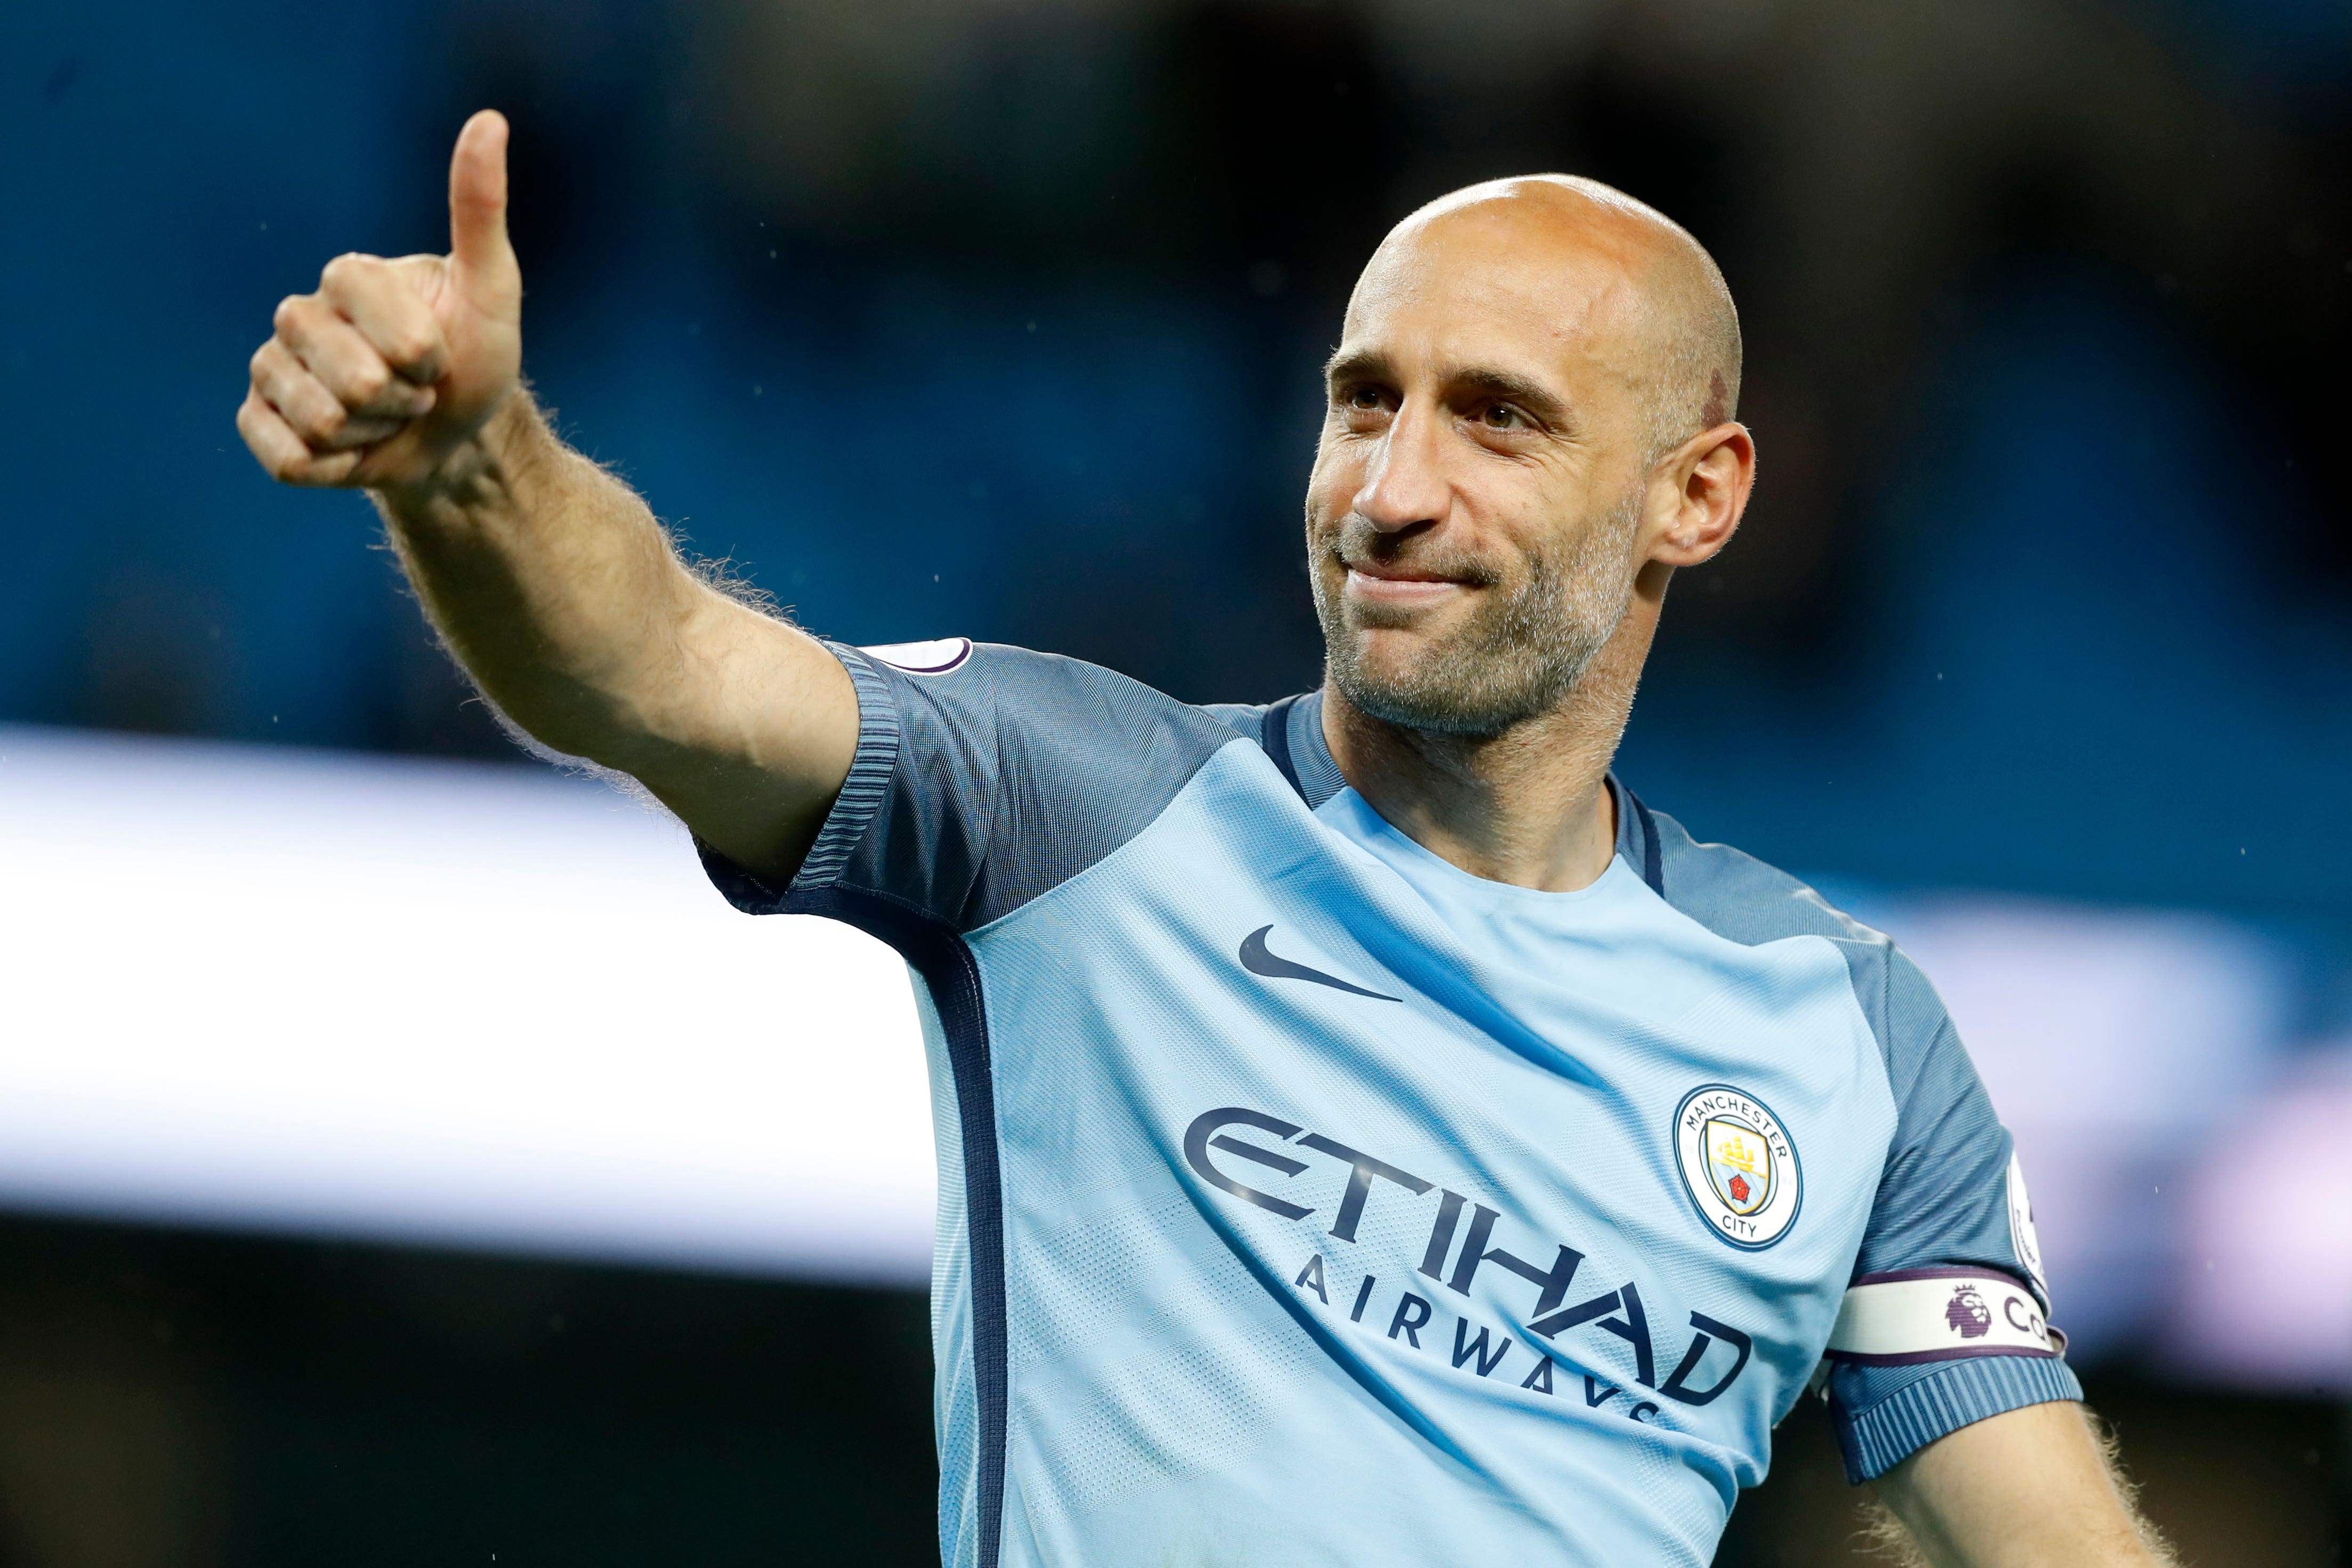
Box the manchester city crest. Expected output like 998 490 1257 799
1672 1085 1803 1250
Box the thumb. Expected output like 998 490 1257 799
447 110 515 285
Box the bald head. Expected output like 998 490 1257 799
1357 175 1742 459
1306 174 1757 743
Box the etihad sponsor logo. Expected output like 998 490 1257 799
1184 1106 1758 1418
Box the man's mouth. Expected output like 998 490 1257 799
1341 555 1477 604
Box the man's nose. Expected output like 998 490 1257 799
1352 403 1451 534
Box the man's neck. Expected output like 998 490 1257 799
1319 571 1663 894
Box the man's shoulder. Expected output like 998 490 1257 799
819 638 1282 930
1632 793 1949 1077
856 638 1242 742
1636 797 1888 952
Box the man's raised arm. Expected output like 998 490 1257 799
236 111 857 881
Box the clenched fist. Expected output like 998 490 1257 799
238 110 522 491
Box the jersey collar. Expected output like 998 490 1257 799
1276 691 1662 896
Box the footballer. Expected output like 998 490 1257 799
239 111 2173 1567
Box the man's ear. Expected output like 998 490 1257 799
1647 423 1755 568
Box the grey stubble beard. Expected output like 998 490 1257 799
1311 487 1643 738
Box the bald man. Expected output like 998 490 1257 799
239 114 2171 1567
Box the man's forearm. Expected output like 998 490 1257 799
373 392 712 772
1871 1401 2174 1568
368 389 860 875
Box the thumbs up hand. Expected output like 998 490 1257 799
239 111 524 492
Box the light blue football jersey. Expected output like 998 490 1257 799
702 640 2078 1568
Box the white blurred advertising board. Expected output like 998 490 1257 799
0 725 934 1284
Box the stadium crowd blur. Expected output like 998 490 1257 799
3 0 2348 1562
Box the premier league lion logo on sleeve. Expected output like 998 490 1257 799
1944 1284 1994 1340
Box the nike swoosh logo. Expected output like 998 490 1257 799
1239 925 1401 1002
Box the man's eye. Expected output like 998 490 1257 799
1481 405 1522 429
1345 386 1386 411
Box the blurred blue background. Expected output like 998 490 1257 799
2 0 2348 1562
11 0 2352 912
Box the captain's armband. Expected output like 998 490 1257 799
1825 1268 2064 1366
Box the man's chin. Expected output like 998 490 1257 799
1329 642 1470 726
1345 634 1430 691
1330 626 1438 688
1324 624 1580 738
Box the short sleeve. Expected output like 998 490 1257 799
1823 949 2082 1482
698 638 1239 935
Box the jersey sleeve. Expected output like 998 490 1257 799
697 638 1237 935
1822 948 2082 1483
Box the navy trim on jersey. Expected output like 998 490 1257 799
1259 694 1306 802
789 885 1010 1568
802 648 903 886
1837 1353 2079 1482
1285 694 1348 807
1632 792 1663 895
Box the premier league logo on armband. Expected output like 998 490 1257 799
1945 1284 1994 1339
1672 1086 1803 1250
